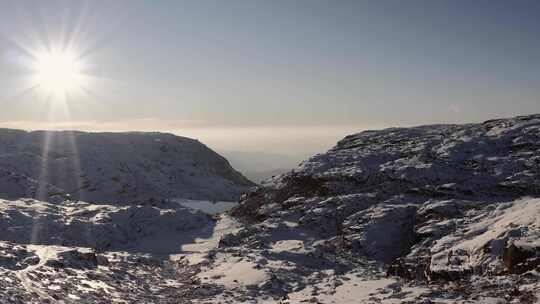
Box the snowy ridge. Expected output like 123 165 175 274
0 129 254 203
269 113 540 198
209 114 540 303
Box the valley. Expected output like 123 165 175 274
0 114 539 303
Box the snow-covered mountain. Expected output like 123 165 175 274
0 114 539 303
208 114 540 303
0 129 254 203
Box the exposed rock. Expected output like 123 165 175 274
0 242 39 270
1 114 540 303
219 114 540 303
45 250 98 269
345 204 417 263
503 243 539 274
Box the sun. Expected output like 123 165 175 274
33 49 85 96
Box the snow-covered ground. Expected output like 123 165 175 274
0 114 539 303
0 198 234 303
208 114 540 303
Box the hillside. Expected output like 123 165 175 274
0 114 539 303
0 197 216 303
0 129 254 203
206 114 540 303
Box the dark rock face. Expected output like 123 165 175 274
46 250 99 269
345 204 417 263
503 243 540 274
0 129 254 203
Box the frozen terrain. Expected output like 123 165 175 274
0 129 253 203
0 114 539 303
0 197 218 303
206 114 540 303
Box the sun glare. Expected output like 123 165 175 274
33 49 85 96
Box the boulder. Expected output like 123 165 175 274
344 205 417 263
503 243 539 274
46 250 99 269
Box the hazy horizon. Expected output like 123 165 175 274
0 113 536 159
1 0 539 157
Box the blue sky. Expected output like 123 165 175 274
0 0 539 155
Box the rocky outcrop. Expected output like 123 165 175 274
345 204 417 263
503 243 540 274
262 114 540 202
45 250 100 269
0 114 539 303
220 114 540 302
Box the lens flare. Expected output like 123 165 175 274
33 49 85 96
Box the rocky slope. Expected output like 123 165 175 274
0 129 253 203
0 197 216 303
202 114 540 303
0 114 539 303
0 129 254 303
